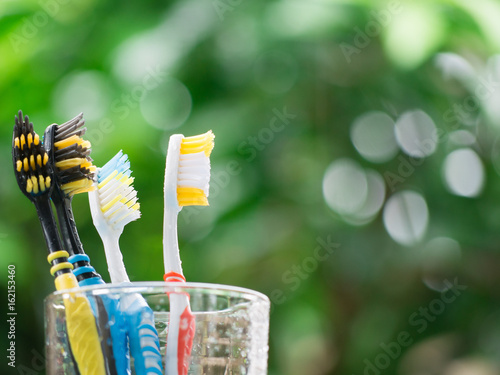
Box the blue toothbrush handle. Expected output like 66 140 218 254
70 255 130 375
122 293 163 375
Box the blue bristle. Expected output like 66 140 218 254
98 150 132 183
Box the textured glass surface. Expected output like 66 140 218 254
45 282 270 375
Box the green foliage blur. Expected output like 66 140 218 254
2 0 500 374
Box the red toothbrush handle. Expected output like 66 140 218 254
165 272 195 375
178 305 195 375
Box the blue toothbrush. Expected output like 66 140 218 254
89 151 163 375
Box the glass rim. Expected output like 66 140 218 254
44 281 270 304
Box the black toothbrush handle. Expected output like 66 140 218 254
34 197 65 256
53 187 85 254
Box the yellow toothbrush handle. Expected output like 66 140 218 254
48 252 106 375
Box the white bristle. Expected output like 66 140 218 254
88 151 141 283
177 152 211 195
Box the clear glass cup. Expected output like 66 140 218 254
45 282 270 375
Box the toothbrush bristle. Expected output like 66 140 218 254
96 151 141 231
180 131 215 157
53 113 96 196
13 111 52 197
176 131 214 207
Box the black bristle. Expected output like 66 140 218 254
55 127 86 141
54 113 85 141
56 112 83 131
13 113 52 198
55 144 91 162
59 166 93 185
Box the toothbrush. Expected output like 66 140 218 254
163 131 214 375
12 111 106 375
43 116 120 375
43 114 102 284
89 150 163 375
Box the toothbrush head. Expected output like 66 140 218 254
92 151 141 232
44 113 96 197
174 131 215 207
12 111 53 201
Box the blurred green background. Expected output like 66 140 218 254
2 0 500 374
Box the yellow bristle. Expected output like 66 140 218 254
30 155 36 171
45 177 51 189
131 203 140 211
16 161 22 172
71 185 95 195
34 134 40 146
62 179 88 190
20 134 26 150
28 133 33 148
177 187 208 207
178 197 209 206
65 185 95 196
43 153 49 165
180 131 215 157
62 179 95 196
15 137 20 149
81 161 93 169
39 175 46 192
183 133 211 143
23 158 29 172
31 176 39 194
101 195 122 213
80 140 91 149
54 135 80 150
55 158 87 170
26 179 33 193
37 154 42 168
73 136 89 148
120 176 133 186
97 170 118 189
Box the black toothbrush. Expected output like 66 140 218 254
44 116 118 375
12 110 107 375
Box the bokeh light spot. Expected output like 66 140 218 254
421 237 461 292
383 190 429 246
395 110 438 158
140 78 192 131
344 170 386 226
448 130 476 146
350 111 398 163
383 3 445 69
443 148 485 197
52 71 112 121
435 53 475 83
322 159 368 216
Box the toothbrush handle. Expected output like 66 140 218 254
103 234 130 284
98 293 130 375
48 252 107 375
53 190 87 255
70 255 124 375
53 190 103 282
122 293 163 375
166 293 195 375
69 253 104 287
36 199 106 375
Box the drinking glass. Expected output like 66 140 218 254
45 282 270 375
